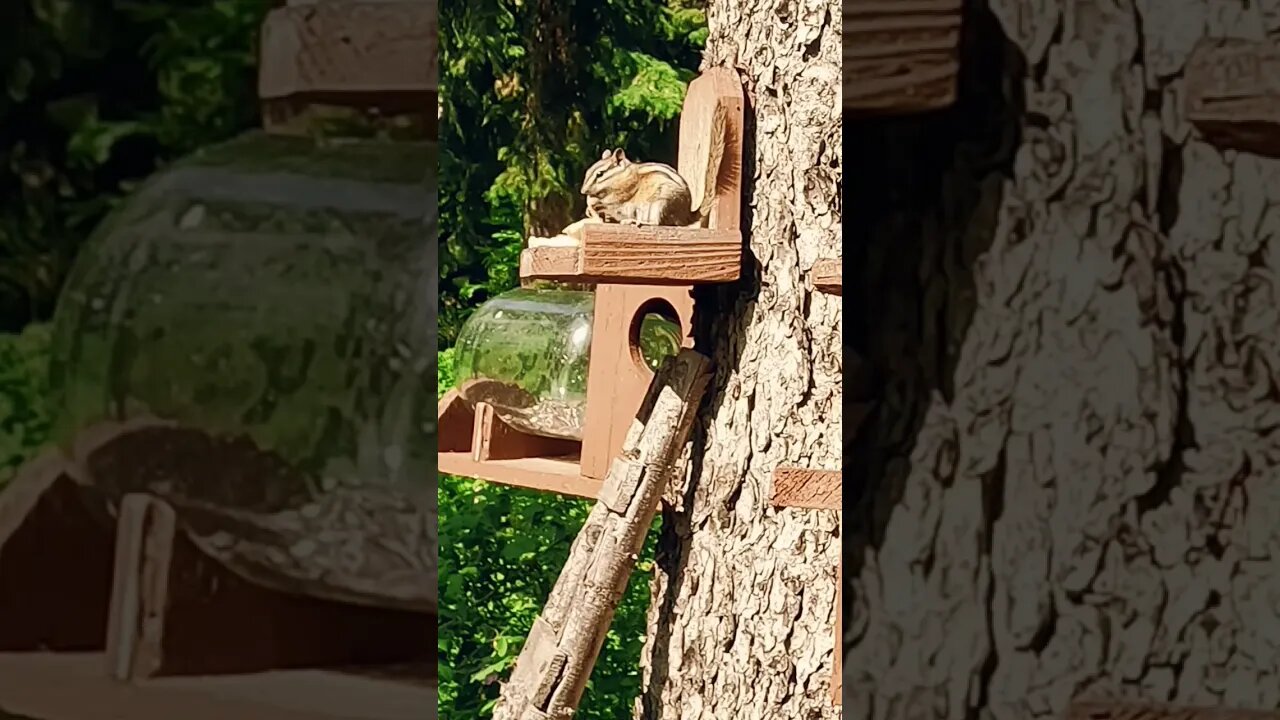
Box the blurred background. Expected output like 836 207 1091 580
0 0 269 484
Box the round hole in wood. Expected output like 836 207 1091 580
628 299 683 374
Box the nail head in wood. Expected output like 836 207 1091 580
1186 38 1280 157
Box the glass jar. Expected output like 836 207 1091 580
453 288 683 442
48 130 436 612
454 289 593 441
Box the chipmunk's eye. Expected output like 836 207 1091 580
595 170 604 179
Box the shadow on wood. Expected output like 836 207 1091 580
0 452 114 652
106 493 434 680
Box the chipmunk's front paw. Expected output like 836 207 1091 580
620 218 642 226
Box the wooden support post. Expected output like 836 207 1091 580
493 349 712 719
105 493 434 680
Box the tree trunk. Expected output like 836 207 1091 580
635 0 843 716
845 2 1280 719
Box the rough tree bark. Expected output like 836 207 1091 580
636 0 843 716
846 2 1280 720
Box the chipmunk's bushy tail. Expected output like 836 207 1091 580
695 101 729 222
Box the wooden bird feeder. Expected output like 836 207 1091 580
439 66 745 499
844 0 964 116
0 1 438 716
1186 38 1280 158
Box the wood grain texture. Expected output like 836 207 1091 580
0 652 435 720
259 0 437 107
437 453 600 499
436 390 474 453
770 468 842 511
1185 38 1280 157
844 0 963 115
519 226 741 284
813 258 842 295
106 494 178 681
1068 702 1280 720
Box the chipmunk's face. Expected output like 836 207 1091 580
580 148 630 195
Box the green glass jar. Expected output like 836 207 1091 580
48 130 436 612
453 288 682 442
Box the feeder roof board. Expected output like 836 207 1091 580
843 0 963 115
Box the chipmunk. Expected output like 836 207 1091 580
580 103 727 228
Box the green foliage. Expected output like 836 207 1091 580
438 350 661 718
438 0 708 344
0 323 52 486
0 0 268 332
437 1 704 713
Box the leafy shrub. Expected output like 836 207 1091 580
438 349 660 718
0 0 267 333
0 323 52 486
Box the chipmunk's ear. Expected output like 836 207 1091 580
600 149 612 160
612 148 628 163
